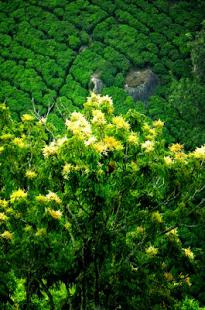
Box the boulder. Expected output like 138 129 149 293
125 68 159 102
90 73 104 94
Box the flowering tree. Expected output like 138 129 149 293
0 94 205 309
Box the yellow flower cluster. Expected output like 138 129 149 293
141 140 155 153
24 225 32 232
183 247 194 260
0 103 7 110
21 114 34 122
0 133 13 140
25 170 37 179
62 163 73 177
38 117 47 125
42 137 67 158
93 136 123 154
0 212 8 221
99 95 114 114
66 112 91 138
36 195 48 203
92 109 106 126
64 222 71 230
84 136 97 146
164 156 173 166
1 230 13 240
10 189 27 203
136 226 145 234
153 119 164 128
192 145 205 160
0 146 4 154
145 245 158 256
13 137 27 149
112 116 130 130
152 211 163 223
36 192 62 205
47 208 62 220
0 199 9 208
84 92 102 110
42 142 58 157
84 93 113 114
169 143 184 153
127 133 139 145
164 272 174 281
46 191 62 204
35 228 47 237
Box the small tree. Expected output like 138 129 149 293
0 94 205 309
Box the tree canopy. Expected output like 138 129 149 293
0 94 205 309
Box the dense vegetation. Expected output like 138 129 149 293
0 0 205 147
1 0 205 309
0 94 205 309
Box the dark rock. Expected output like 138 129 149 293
125 68 159 102
90 73 104 94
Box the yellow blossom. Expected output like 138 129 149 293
84 92 101 110
1 230 13 240
84 136 97 146
127 133 139 145
93 141 107 154
92 109 106 125
152 211 163 223
147 128 157 137
10 189 27 203
192 145 205 160
5 207 13 215
164 272 174 281
13 137 27 149
129 161 139 172
93 137 123 154
36 195 48 204
0 133 13 140
103 136 123 151
143 123 151 132
25 170 37 179
66 112 92 138
47 208 62 220
38 117 47 125
46 191 62 204
0 199 9 208
183 247 194 260
0 212 8 221
62 163 73 178
136 226 145 234
164 156 173 166
35 228 46 237
99 95 114 114
24 225 32 232
0 103 7 110
145 245 158 256
166 228 178 238
0 146 4 154
64 222 71 230
153 119 164 128
169 143 184 153
112 116 130 130
141 140 155 152
21 114 34 122
42 141 59 158
174 152 187 162
56 136 68 147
